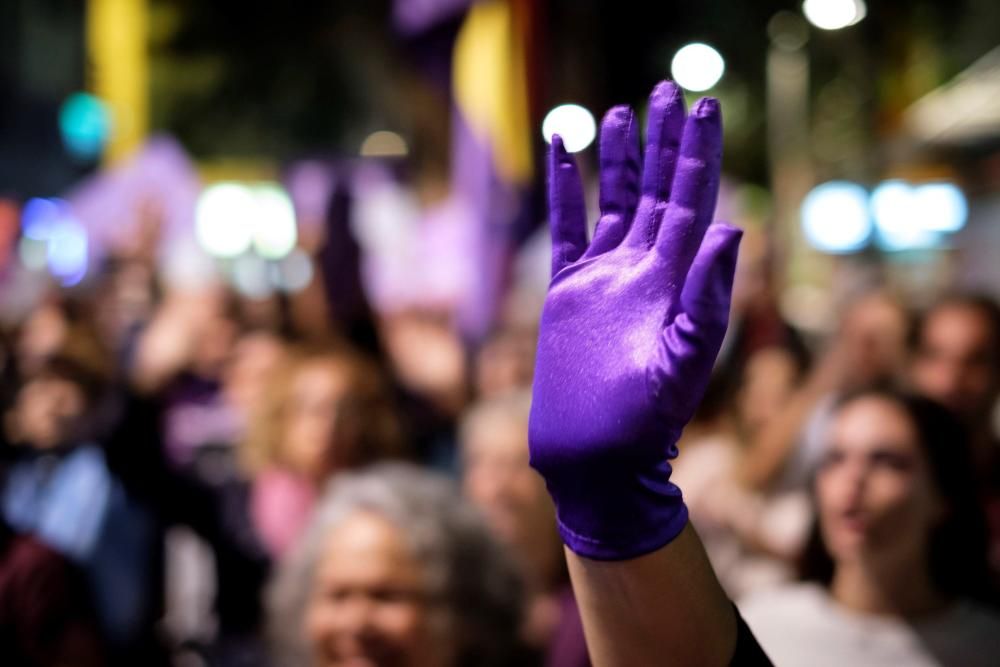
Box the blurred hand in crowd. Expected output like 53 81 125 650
381 312 467 416
815 292 909 394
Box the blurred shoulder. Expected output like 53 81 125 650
737 584 838 665
738 582 830 620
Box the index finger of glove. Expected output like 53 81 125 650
548 134 589 277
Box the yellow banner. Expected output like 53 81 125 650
87 0 148 164
452 0 533 184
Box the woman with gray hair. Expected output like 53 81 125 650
268 463 527 667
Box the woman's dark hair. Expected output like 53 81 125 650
33 354 109 405
799 388 994 602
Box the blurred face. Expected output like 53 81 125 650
224 332 286 418
306 511 453 667
817 396 945 571
281 359 353 478
474 332 535 399
911 305 999 421
12 376 86 449
462 414 552 548
18 305 68 373
738 347 798 437
841 296 909 387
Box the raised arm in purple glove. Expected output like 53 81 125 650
529 80 742 561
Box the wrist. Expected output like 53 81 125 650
544 458 689 561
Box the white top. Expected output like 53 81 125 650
740 583 1000 667
673 436 811 599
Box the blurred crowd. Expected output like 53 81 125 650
1 176 999 667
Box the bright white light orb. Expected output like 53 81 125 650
196 183 255 258
47 219 88 286
197 183 299 260
802 0 866 31
671 43 725 92
870 180 941 251
801 181 871 253
19 199 88 284
21 198 65 241
231 252 273 299
250 184 298 260
271 248 315 293
19 237 48 271
913 183 967 233
542 104 597 153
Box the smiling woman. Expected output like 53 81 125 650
267 463 527 667
740 389 1000 666
306 511 454 667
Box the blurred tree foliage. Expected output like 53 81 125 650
142 0 1000 181
149 0 395 159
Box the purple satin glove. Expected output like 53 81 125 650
528 81 742 560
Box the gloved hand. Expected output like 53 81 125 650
529 81 742 561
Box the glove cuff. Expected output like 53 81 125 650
547 459 689 561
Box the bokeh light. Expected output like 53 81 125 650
18 237 48 271
22 198 62 241
802 0 867 30
232 252 274 299
20 198 89 284
768 11 809 51
196 183 256 258
870 180 956 251
59 92 112 161
271 248 315 293
250 184 298 260
800 181 871 253
913 182 967 233
541 104 597 153
47 219 89 286
360 131 409 157
197 183 298 260
670 43 725 92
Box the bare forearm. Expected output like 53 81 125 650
566 523 737 667
740 378 828 490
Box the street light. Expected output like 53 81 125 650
802 0 866 30
800 181 871 253
542 104 597 153
671 43 725 92
870 180 967 250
